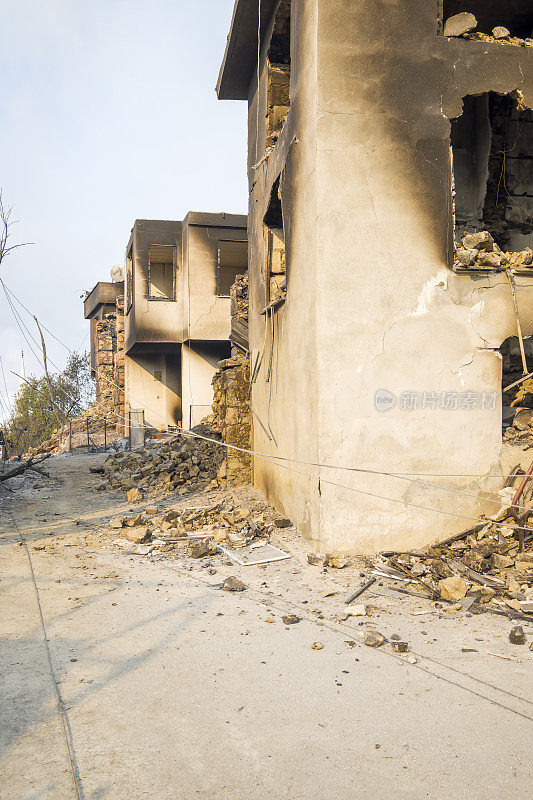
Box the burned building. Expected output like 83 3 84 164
217 1 533 553
124 214 248 431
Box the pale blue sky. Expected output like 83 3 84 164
0 0 247 418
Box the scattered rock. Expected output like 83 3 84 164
462 230 493 251
443 12 477 38
126 488 143 503
125 514 143 527
509 626 526 645
122 526 151 544
274 518 292 528
308 553 325 566
391 641 409 653
311 642 323 650
189 539 217 559
282 614 301 625
222 576 246 592
108 516 125 529
438 576 468 601
362 630 385 648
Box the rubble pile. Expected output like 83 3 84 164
96 426 224 497
503 406 533 447
105 496 286 555
454 231 533 271
374 519 533 619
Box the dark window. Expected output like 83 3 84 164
148 244 176 300
217 240 248 297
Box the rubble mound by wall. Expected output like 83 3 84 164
454 230 533 271
95 424 224 497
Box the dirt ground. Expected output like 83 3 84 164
1 452 532 800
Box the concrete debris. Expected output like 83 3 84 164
443 13 477 38
324 554 351 569
308 553 325 566
509 625 526 645
189 539 217 559
282 615 301 625
454 231 533 272
122 526 151 544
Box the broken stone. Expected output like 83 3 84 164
143 506 158 515
108 516 125 529
455 248 478 266
391 641 409 653
282 614 301 625
509 626 526 645
439 576 468 601
308 553 325 566
476 251 501 268
462 230 493 251
123 525 151 544
274 518 292 528
222 576 246 592
443 12 477 38
125 514 143 527
344 604 367 617
324 554 350 569
492 26 510 39
126 488 143 502
189 539 217 559
491 553 514 570
362 630 385 648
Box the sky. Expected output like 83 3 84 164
0 0 247 421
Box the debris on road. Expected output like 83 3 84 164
509 625 526 645
282 615 301 625
361 631 386 648
221 576 246 592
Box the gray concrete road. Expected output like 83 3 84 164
1 454 532 800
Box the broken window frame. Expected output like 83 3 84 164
216 240 249 298
147 244 176 301
262 177 287 313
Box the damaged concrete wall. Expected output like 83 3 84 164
124 350 181 431
220 0 533 554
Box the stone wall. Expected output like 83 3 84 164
211 272 252 485
113 296 126 435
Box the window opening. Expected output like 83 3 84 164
263 178 286 309
217 240 248 297
148 244 176 300
266 1 291 149
451 92 533 266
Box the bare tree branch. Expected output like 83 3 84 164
0 190 34 269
